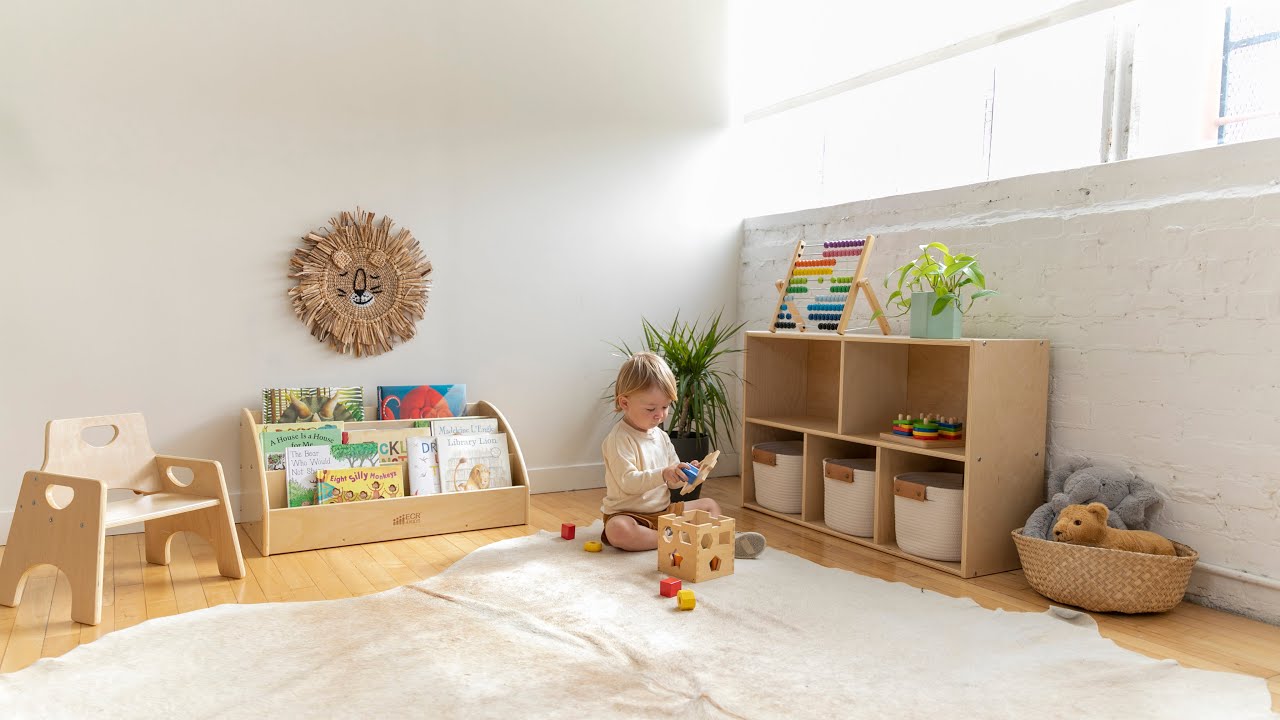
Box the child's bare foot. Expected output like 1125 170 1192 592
735 531 766 559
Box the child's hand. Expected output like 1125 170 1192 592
663 464 687 489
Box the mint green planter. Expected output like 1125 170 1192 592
909 291 963 339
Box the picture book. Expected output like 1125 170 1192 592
283 445 340 507
260 426 344 471
429 416 499 436
405 435 440 496
261 421 344 433
376 385 465 420
317 465 405 504
342 429 411 464
283 441 381 507
262 387 364 423
435 433 511 493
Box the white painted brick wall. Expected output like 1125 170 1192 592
740 139 1280 624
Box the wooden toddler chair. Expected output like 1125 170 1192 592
0 413 245 625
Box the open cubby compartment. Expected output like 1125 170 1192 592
801 435 875 525
238 400 530 556
740 421 803 511
744 333 842 434
872 446 966 571
839 340 970 439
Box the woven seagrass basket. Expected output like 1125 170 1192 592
1011 528 1198 613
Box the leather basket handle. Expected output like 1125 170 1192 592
893 478 928 502
752 448 777 466
825 463 855 483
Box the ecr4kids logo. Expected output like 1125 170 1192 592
392 512 422 526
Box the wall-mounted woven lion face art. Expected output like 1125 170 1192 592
288 209 433 357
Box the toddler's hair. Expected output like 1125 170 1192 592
614 351 678 412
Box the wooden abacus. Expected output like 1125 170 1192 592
769 234 891 335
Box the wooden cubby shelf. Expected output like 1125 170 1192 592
239 400 530 556
741 331 1049 578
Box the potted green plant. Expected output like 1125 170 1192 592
608 311 746 499
877 242 998 339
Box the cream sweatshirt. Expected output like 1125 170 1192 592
600 419 679 515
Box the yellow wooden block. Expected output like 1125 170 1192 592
677 588 696 610
583 540 603 552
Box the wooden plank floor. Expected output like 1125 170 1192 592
1 478 1277 710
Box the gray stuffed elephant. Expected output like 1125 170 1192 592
1022 459 1161 540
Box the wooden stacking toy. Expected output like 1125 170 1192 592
881 413 965 448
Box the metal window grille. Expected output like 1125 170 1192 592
1218 5 1280 144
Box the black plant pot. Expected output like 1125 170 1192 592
668 431 711 502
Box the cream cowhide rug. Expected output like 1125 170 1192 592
0 524 1274 719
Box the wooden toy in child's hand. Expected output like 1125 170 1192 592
679 450 721 496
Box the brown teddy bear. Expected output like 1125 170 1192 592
1052 503 1177 556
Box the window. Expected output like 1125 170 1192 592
1218 3 1280 144
735 1 1280 216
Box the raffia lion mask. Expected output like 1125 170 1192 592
288 209 432 356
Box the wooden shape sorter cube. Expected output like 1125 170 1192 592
657 509 735 583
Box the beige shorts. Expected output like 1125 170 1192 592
600 501 685 547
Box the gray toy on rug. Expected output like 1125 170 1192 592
1022 459 1161 540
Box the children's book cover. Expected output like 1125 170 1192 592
435 433 511 493
262 387 365 423
377 385 465 420
317 465 405 504
284 445 339 507
261 426 345 471
343 429 411 464
429 416 499 436
406 435 441 496
283 442 380 507
261 421 344 433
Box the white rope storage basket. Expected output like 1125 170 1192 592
752 441 803 514
893 471 964 562
823 458 875 537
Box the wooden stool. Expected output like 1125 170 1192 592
0 413 245 625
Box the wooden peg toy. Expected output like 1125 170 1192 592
561 523 576 540
660 577 682 597
583 540 602 552
679 449 721 496
676 588 696 611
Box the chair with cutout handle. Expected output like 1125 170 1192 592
0 413 245 625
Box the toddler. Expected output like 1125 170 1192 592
600 351 766 558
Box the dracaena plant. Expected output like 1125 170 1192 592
607 310 746 451
879 242 998 317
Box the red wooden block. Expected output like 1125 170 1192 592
561 523 576 540
660 577 682 597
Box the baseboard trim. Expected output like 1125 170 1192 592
1185 562 1280 626
525 453 740 496
527 464 605 494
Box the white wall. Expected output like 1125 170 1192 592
0 1 738 538
740 138 1280 624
